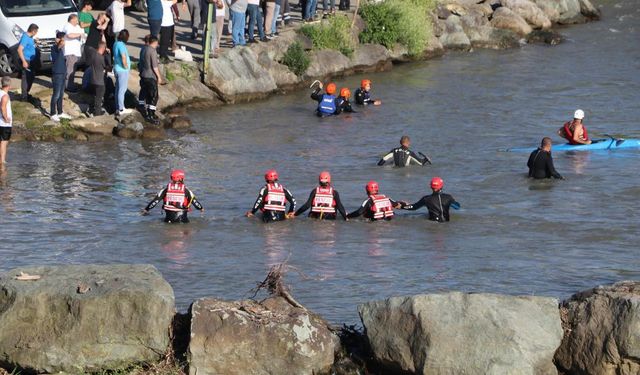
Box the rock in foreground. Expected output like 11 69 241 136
555 281 640 375
189 296 338 375
0 264 175 373
359 292 562 375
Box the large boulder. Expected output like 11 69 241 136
460 9 521 49
188 296 339 375
0 264 175 373
351 44 392 71
70 115 118 136
305 49 352 78
532 0 595 24
554 281 640 375
491 6 533 36
502 0 552 29
359 292 563 375
438 15 472 50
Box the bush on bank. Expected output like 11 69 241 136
281 42 311 76
359 0 436 56
300 15 355 57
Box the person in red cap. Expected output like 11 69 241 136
311 81 339 117
347 180 404 221
402 177 460 222
354 79 381 106
246 169 296 222
295 171 347 220
143 169 204 223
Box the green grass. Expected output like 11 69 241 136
300 15 355 57
359 0 436 56
165 70 176 82
281 42 311 76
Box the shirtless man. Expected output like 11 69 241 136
559 109 591 145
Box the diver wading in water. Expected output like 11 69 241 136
246 169 296 223
295 171 348 220
143 170 204 223
347 181 404 221
402 177 460 223
378 135 431 167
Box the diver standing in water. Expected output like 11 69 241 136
378 135 431 167
143 170 204 223
402 177 460 223
347 181 404 221
310 81 338 117
246 169 296 222
295 171 348 220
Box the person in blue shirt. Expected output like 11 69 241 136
113 29 131 117
50 32 72 122
147 0 164 38
16 24 39 102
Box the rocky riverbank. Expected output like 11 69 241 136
9 0 600 142
0 264 638 375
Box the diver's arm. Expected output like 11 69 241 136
145 188 167 211
310 88 323 102
333 190 348 220
347 199 371 219
250 187 267 214
284 187 296 213
186 189 204 210
377 150 394 166
295 190 315 216
403 197 426 211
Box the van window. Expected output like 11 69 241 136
0 0 76 17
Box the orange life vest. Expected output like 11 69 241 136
163 183 189 211
263 183 286 212
311 186 336 214
563 121 589 145
370 194 394 220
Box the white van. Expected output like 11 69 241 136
0 0 78 76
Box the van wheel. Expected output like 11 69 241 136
0 48 16 77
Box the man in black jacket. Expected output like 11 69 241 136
527 137 564 180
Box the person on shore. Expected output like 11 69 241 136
303 0 318 22
347 181 403 221
139 36 163 124
270 0 282 37
246 0 266 43
88 42 108 117
0 77 12 164
246 169 296 223
182 0 201 39
113 30 132 117
160 0 178 62
147 0 164 38
295 171 347 220
78 1 95 34
311 81 337 117
322 0 335 18
62 15 85 91
50 32 72 122
558 109 591 145
527 137 564 180
229 0 248 47
16 24 38 102
378 135 431 167
143 169 204 223
85 13 110 51
338 0 349 11
264 0 276 39
211 0 226 57
137 35 150 113
336 87 355 114
402 177 460 223
107 0 132 51
354 79 381 106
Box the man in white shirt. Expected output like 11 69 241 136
62 14 85 91
107 0 132 49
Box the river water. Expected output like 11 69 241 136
1 0 639 324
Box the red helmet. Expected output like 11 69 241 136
319 171 331 184
361 79 371 89
325 83 337 95
431 177 444 191
366 180 379 194
340 88 351 98
171 169 185 182
264 169 279 182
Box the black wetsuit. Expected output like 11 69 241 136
311 88 338 117
347 195 399 221
335 97 356 114
354 88 375 105
145 186 203 223
404 192 459 223
378 147 430 167
527 148 563 179
250 183 296 223
295 186 347 220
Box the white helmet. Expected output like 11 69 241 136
574 109 585 120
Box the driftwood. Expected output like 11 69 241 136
251 261 307 311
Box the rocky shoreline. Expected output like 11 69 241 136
9 0 601 142
0 264 638 375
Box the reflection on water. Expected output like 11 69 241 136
1 1 639 323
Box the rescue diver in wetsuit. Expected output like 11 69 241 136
354 79 381 106
295 171 348 220
143 169 204 223
527 137 564 180
335 88 356 115
246 169 296 223
347 180 404 221
402 177 460 223
311 82 338 117
378 135 431 167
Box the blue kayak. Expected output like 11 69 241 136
507 138 640 152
